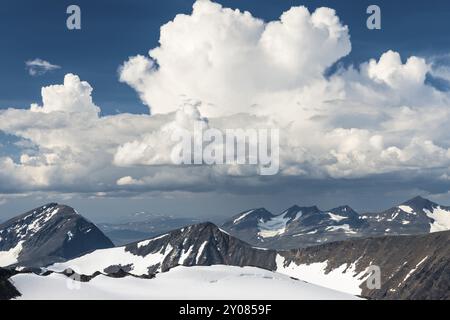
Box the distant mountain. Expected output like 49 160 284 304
46 221 449 300
98 213 200 246
221 197 450 249
222 205 367 249
363 196 450 235
0 203 114 268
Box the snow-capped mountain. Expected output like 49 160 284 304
222 205 367 249
49 222 276 276
1 222 448 300
0 203 114 268
221 196 450 249
363 196 450 235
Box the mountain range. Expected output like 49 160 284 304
221 196 450 249
0 196 449 300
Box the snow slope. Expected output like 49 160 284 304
49 239 173 276
257 213 292 238
0 241 24 267
11 265 360 300
275 255 370 296
424 206 450 232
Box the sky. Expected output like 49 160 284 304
1 0 450 222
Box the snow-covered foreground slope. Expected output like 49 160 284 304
11 266 360 300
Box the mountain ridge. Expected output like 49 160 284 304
30 222 450 300
221 196 450 249
1 198 449 300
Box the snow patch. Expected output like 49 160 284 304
0 241 25 267
327 212 347 222
325 224 357 234
400 256 429 285
137 234 168 248
424 206 450 232
196 241 208 263
257 214 290 238
398 205 414 214
179 245 194 265
233 210 254 224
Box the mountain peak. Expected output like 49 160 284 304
42 202 59 208
0 203 114 268
334 205 353 211
298 206 321 215
224 208 273 228
329 205 358 215
278 205 321 220
404 195 426 202
402 196 435 209
185 221 219 232
279 205 302 217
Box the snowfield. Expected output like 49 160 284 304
398 205 415 214
424 206 450 232
49 240 173 276
275 255 370 296
10 265 361 300
0 241 24 267
257 209 302 239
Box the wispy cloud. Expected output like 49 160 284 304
25 58 61 76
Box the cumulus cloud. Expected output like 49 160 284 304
25 58 61 76
2 0 450 198
119 0 351 117
30 74 100 116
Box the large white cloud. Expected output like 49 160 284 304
119 0 351 117
1 0 450 197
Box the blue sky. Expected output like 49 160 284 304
1 0 450 221
2 0 450 115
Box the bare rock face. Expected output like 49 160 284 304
0 268 20 300
125 222 277 273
